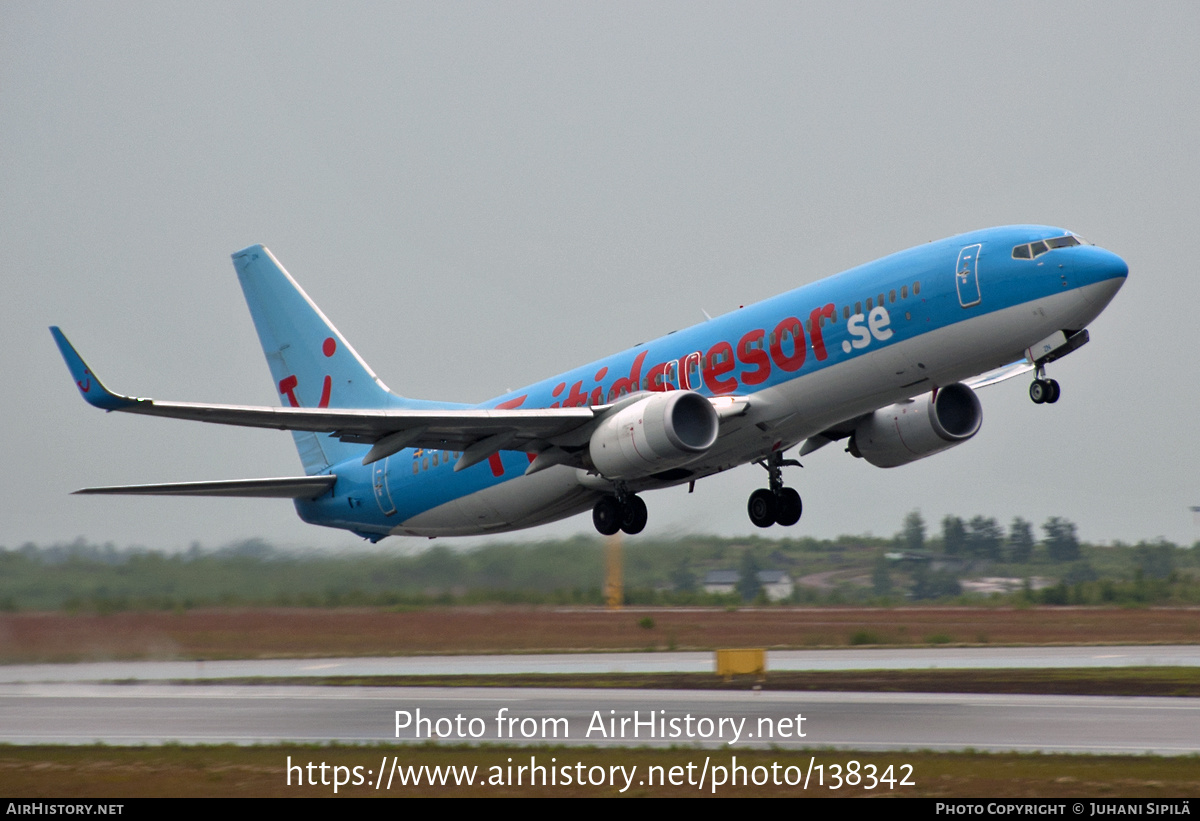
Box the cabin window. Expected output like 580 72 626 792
901 285 908 299
913 281 921 295
855 301 862 315
889 289 896 304
412 462 419 475
866 297 873 310
432 452 439 467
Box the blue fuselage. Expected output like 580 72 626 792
297 225 1127 539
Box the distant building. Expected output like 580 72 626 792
755 570 794 602
701 569 794 601
703 570 740 596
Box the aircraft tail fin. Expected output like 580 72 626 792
231 245 397 473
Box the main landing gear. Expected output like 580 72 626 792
1029 365 1061 405
747 452 803 528
592 490 648 536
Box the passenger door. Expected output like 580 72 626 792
956 244 982 308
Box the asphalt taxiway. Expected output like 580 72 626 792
2 645 1197 684
2 684 1198 754
2 646 1199 753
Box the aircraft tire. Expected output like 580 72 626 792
620 495 648 535
1046 379 1061 404
774 487 802 526
593 497 622 536
747 488 776 528
1029 380 1047 404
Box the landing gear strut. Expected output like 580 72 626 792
1029 364 1061 405
592 488 648 536
747 452 803 528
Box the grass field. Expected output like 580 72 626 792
1 744 1197 798
3 605 1200 663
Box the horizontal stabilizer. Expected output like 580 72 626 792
73 476 336 499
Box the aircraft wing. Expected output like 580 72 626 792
961 359 1035 390
797 358 1036 457
51 327 600 468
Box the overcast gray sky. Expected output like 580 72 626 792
4 2 1198 551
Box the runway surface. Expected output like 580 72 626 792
3 647 1197 753
2 645 1197 683
1 684 1197 754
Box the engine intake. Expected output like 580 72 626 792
589 391 719 479
849 383 982 468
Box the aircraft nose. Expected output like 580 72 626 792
1076 245 1128 285
1074 246 1127 308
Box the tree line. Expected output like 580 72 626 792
898 511 1083 562
0 514 1195 611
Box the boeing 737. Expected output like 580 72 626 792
52 225 1127 540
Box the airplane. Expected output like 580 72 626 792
51 225 1127 541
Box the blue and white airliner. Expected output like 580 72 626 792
52 226 1127 540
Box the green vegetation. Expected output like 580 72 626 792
1 744 1197 798
2 511 1198 612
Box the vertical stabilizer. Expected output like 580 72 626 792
232 245 394 473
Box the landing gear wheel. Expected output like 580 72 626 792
1029 380 1048 404
748 488 777 528
1045 379 1061 404
592 497 621 536
774 487 803 526
620 495 648 535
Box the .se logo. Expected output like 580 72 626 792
841 306 893 354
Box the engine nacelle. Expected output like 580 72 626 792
589 391 719 479
848 383 982 468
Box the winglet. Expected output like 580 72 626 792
49 327 137 411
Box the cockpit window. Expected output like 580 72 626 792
1012 234 1082 259
1045 235 1080 249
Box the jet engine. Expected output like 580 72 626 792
848 382 982 468
589 391 719 479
